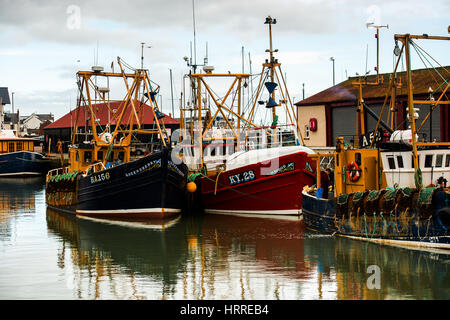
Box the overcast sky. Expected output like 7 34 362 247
0 0 449 120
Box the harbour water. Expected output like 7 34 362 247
0 178 449 300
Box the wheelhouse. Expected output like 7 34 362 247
0 138 36 153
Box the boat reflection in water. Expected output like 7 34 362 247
303 232 450 299
0 177 43 241
0 177 43 214
45 207 195 299
46 209 449 299
0 177 44 244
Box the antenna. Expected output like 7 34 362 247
184 12 209 73
169 69 175 118
192 0 197 67
366 22 389 78
241 46 245 73
365 44 368 75
140 42 151 70
96 40 99 65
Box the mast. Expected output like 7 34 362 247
170 69 175 117
403 34 419 170
265 16 277 124
394 32 450 171
353 23 387 147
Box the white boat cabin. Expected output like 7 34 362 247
180 124 299 172
381 149 450 188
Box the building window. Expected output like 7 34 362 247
387 156 396 169
435 154 443 167
84 151 92 163
304 125 310 140
355 153 361 166
424 154 433 168
397 155 404 168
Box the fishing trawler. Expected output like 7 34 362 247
45 58 188 218
0 129 44 176
302 30 450 249
179 16 316 216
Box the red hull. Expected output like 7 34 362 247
201 151 316 215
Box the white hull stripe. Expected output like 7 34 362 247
77 215 182 230
338 234 450 250
0 172 41 176
76 208 181 214
205 208 302 216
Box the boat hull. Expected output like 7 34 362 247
46 148 188 219
302 190 450 249
200 151 316 216
0 151 44 177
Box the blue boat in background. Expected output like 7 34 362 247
0 130 44 177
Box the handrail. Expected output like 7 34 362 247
47 166 69 177
85 162 106 175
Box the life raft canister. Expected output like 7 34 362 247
346 161 361 182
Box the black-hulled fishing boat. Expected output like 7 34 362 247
45 58 188 218
302 30 450 250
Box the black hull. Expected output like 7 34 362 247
0 151 44 176
46 148 188 218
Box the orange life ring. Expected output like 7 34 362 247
346 161 361 182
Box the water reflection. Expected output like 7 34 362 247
0 177 44 241
303 233 450 299
45 209 450 300
46 208 198 299
0 177 43 214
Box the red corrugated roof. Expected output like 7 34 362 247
44 100 179 129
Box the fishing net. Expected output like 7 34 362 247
351 191 368 216
337 193 349 205
396 187 417 214
336 193 350 217
363 190 384 215
418 187 437 204
381 188 399 213
188 172 203 182
417 187 437 218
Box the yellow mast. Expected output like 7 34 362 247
68 57 170 171
394 32 450 171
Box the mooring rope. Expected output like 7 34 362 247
363 212 377 240
417 216 433 241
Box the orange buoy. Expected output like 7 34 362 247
187 182 197 193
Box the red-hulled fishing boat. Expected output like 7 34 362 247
178 16 316 216
200 145 315 215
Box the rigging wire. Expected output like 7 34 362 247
410 40 449 99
